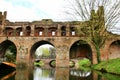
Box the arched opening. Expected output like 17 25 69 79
26 26 31 36
49 60 56 67
16 27 23 36
70 40 92 60
109 40 120 59
34 27 44 36
61 26 66 36
70 27 76 36
48 27 57 36
30 41 56 61
0 40 17 63
4 27 14 36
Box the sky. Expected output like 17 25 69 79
0 0 120 34
0 0 68 22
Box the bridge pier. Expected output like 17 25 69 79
55 68 69 80
56 45 69 67
16 45 30 68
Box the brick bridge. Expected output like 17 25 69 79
0 9 120 67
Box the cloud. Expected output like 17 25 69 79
0 0 66 22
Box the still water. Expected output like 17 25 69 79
1 66 120 80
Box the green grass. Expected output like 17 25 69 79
93 58 120 74
34 60 44 66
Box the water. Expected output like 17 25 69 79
1 66 120 80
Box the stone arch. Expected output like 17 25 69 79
61 26 66 36
34 27 44 36
49 60 56 67
69 40 92 60
70 26 76 36
30 40 56 60
109 40 120 59
26 26 31 36
0 40 17 62
48 27 57 36
16 27 23 36
4 27 14 36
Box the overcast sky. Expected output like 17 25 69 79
0 0 69 22
0 0 119 32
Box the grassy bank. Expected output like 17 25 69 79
93 58 120 74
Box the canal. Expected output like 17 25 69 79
1 66 120 80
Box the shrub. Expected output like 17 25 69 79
34 60 44 66
78 58 91 67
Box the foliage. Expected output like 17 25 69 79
42 47 50 57
66 0 120 63
4 45 16 63
103 73 120 80
69 61 75 67
78 58 91 68
4 52 16 63
8 45 16 55
34 60 44 66
93 58 120 74
50 60 56 67
95 71 120 80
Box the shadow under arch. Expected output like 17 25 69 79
49 60 56 68
109 40 120 59
0 40 17 62
30 40 55 59
69 40 92 60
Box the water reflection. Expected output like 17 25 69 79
0 71 16 80
70 69 93 80
1 66 120 80
34 67 55 80
70 69 91 77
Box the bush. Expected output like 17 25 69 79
78 58 91 67
93 58 120 74
34 60 44 66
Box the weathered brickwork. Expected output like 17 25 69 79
0 8 120 67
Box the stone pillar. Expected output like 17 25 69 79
0 11 7 36
15 66 33 80
22 25 26 36
44 26 48 37
56 45 69 67
30 25 35 36
0 25 4 36
55 68 69 80
66 24 70 36
16 45 29 68
57 24 61 36
2 11 7 26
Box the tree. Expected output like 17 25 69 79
65 0 120 63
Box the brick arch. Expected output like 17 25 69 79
0 39 17 58
108 39 120 59
4 27 14 36
30 40 56 59
16 27 23 36
69 39 92 59
69 38 97 63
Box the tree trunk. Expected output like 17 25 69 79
95 44 101 63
